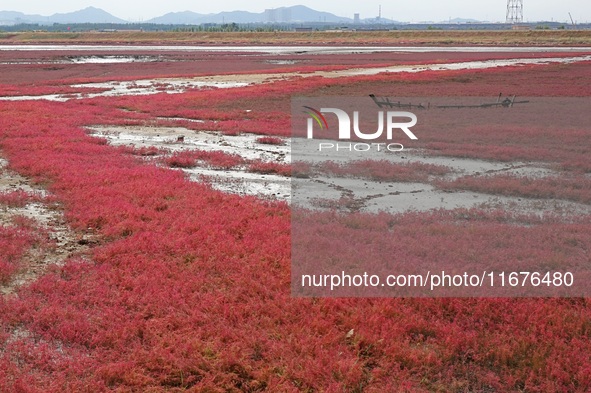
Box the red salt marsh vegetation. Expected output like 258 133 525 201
437 173 591 205
1 45 589 89
0 40 590 391
0 222 37 285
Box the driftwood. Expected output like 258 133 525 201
370 93 529 110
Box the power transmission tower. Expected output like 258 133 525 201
506 0 524 24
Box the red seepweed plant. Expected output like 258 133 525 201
255 136 285 146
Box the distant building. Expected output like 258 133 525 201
354 13 360 24
264 9 277 23
265 8 292 23
511 24 531 30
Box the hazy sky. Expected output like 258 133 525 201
2 0 589 23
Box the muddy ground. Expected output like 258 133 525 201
85 126 591 219
0 157 90 294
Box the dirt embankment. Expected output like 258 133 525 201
1 30 591 46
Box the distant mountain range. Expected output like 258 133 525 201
0 7 127 25
0 5 405 25
149 6 357 24
448 17 482 23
